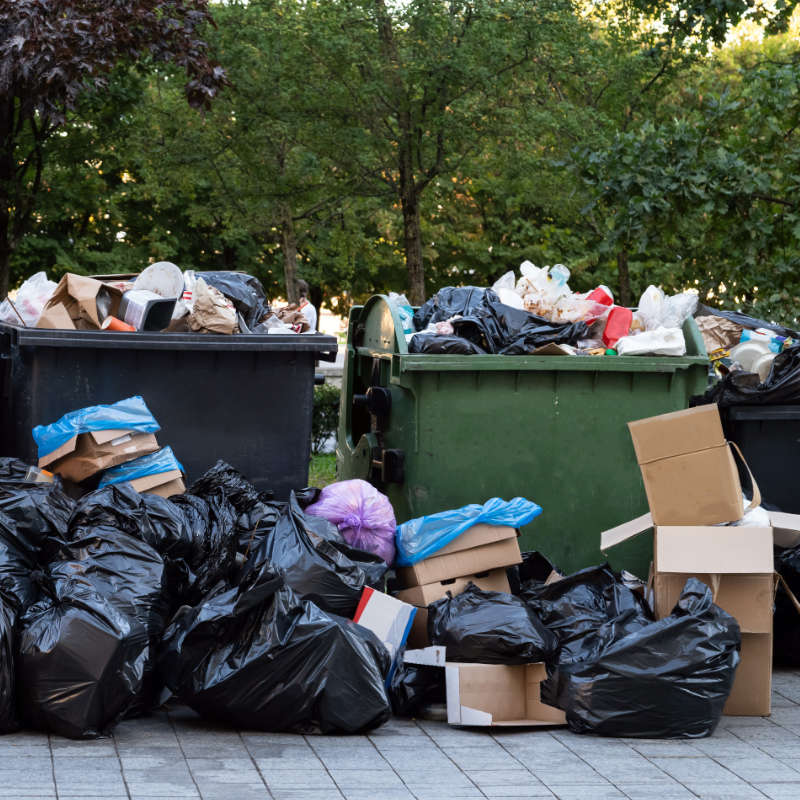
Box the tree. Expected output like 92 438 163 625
0 0 226 298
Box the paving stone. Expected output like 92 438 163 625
649 756 740 784
442 745 525 770
326 769 406 789
464 768 540 787
195 782 269 799
755 784 800 800
545 786 626 800
341 790 416 800
265 770 337 789
615 781 696 800
688 785 769 800
714 754 800 783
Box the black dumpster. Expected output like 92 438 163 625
722 405 800 513
0 323 336 497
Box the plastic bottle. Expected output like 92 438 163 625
602 306 633 348
549 264 570 287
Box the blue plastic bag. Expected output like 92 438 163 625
33 396 160 460
98 447 184 488
395 497 542 566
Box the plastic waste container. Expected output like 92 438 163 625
336 295 709 576
0 323 336 498
722 405 800 514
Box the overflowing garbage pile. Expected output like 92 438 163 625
2 392 799 741
397 263 699 357
0 264 315 335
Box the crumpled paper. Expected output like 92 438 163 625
188 278 238 335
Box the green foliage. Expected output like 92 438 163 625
311 383 342 455
308 453 338 489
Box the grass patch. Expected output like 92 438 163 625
309 452 337 487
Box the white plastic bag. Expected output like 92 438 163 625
662 291 699 329
388 292 415 333
635 285 666 331
636 286 698 331
0 272 57 327
616 327 686 356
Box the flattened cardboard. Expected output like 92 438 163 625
36 274 122 330
653 573 774 633
654 527 774 575
445 662 566 727
435 524 517 557
395 568 511 608
129 469 185 497
723 632 772 716
396 568 512 649
628 404 725 464
771 511 800 549
40 431 160 483
641 444 743 525
396 538 522 588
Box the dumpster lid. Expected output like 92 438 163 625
0 323 337 360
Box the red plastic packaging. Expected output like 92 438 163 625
602 306 633 348
587 286 614 308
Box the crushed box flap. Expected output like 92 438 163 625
600 513 653 551
129 468 183 493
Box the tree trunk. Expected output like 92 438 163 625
617 249 631 307
280 204 299 303
0 225 10 301
401 186 425 305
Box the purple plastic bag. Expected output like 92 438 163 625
306 480 396 565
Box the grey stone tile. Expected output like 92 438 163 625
715 755 800 783
120 751 185 769
241 732 309 746
649 756 738 784
314 748 389 770
689 786 768 800
195 782 269 799
482 793 555 800
545 786 626 800
0 771 56 793
0 756 54 771
378 748 456 771
268 792 344 800
629 740 702 757
326 769 405 789
254 753 325 771
615 782 696 800
123 766 199 797
407 790 485 800
395 768 475 787
342 790 416 800
442 745 523 770
48 738 118 757
265 770 337 789
464 768 541 787
755 784 800 800
536 768 612 787
0 743 51 757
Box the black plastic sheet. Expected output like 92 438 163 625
702 344 800 407
507 551 560 596
0 600 17 732
428 583 558 664
245 492 387 617
160 567 391 733
389 652 445 718
200 271 271 329
408 334 487 355
544 579 740 738
522 564 652 665
414 287 490 331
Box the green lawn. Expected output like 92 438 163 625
309 453 337 487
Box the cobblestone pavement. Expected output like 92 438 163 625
4 670 800 799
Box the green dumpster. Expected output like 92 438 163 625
336 295 710 577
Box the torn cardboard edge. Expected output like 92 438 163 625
39 428 139 468
445 662 566 727
129 469 185 497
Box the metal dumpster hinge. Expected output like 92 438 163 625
370 444 405 485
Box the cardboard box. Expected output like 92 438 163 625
628 405 746 525
445 662 566 727
396 568 511 649
601 516 776 716
37 274 122 330
396 525 521 587
129 469 186 497
353 587 416 666
725 633 772 716
39 430 160 483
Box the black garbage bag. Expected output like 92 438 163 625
0 457 35 481
189 460 278 552
414 286 490 331
428 583 558 664
389 651 445 718
408 334 487 355
545 579 740 738
507 551 560 596
452 297 588 354
246 492 388 617
200 271 270 329
522 564 652 665
160 566 391 733
18 578 150 739
702 344 800 407
774 545 800 667
0 508 43 733
0 474 74 558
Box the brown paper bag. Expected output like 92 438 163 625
36 274 122 330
